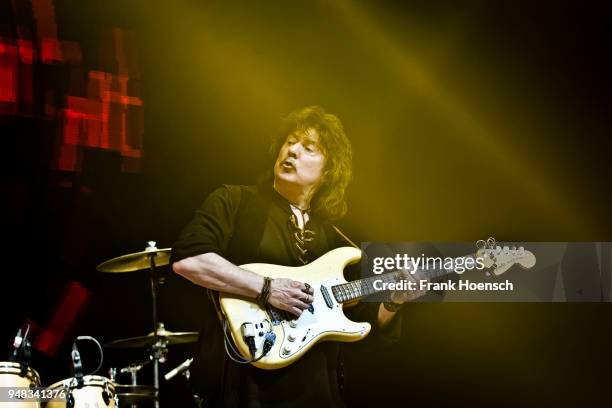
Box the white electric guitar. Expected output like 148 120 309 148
219 240 536 369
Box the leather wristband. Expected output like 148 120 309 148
257 277 272 308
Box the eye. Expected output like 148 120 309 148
306 143 320 153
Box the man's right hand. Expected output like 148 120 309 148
173 253 315 316
267 278 314 317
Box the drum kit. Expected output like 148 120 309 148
2 242 198 407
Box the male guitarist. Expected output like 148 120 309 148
171 106 420 407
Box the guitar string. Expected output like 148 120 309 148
332 254 483 302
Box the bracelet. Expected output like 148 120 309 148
383 301 403 313
257 277 272 309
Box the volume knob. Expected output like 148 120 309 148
287 334 296 342
289 321 298 328
282 347 291 355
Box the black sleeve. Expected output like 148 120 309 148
170 185 242 265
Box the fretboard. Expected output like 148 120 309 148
330 254 478 304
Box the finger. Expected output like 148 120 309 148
302 282 313 294
293 291 314 303
292 299 310 310
295 281 312 294
303 294 313 304
290 307 303 317
407 274 420 284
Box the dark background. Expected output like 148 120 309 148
1 0 611 406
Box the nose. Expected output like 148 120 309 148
288 142 301 157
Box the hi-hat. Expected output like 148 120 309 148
97 247 171 273
105 328 199 349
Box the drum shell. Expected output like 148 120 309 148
0 362 41 408
46 375 115 408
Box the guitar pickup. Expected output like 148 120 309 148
320 285 333 309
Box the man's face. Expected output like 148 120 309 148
274 128 325 193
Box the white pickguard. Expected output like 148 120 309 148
241 276 369 362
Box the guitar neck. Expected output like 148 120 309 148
330 254 479 304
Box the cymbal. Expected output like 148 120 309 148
114 384 157 403
97 248 171 273
105 329 199 349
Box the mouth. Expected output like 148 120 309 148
280 159 296 171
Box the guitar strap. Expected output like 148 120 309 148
331 225 359 250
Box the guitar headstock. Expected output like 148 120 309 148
476 237 536 276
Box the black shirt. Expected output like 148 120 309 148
171 184 397 407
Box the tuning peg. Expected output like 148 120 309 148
511 246 516 251
486 237 496 249
495 246 502 253
503 246 509 253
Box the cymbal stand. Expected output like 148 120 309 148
146 241 165 408
149 332 168 407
